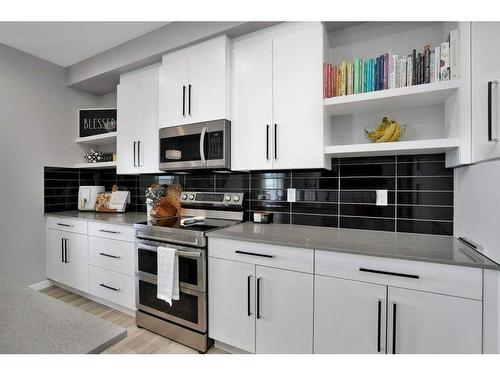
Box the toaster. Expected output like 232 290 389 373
78 186 105 211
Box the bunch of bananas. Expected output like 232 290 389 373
365 117 405 143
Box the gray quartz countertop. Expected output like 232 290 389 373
0 278 126 353
45 210 147 226
207 222 500 270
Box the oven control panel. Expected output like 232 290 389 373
180 191 244 206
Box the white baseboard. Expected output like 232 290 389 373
214 340 250 354
29 279 54 291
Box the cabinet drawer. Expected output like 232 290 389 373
315 250 482 300
209 238 313 273
46 216 87 235
88 222 135 242
89 265 136 310
89 236 135 276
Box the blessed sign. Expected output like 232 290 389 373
79 108 117 138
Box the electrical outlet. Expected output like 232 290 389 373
376 189 388 206
287 188 296 203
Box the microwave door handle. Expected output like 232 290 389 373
199 126 208 165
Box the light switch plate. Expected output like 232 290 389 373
287 188 296 203
376 189 388 206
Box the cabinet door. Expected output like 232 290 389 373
255 266 313 353
158 50 189 128
188 36 230 124
117 75 139 175
273 24 325 169
387 287 482 354
472 22 500 162
231 37 274 171
46 229 65 284
64 232 89 292
208 257 256 353
314 276 387 354
138 67 162 174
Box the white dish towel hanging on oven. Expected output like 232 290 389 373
157 246 179 305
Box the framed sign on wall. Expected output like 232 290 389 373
79 108 117 138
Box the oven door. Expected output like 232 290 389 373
136 276 207 333
135 240 205 292
159 120 230 171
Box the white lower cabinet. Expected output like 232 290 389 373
89 265 136 310
46 229 88 292
387 287 482 354
314 276 387 354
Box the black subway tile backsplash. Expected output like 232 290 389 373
44 153 454 236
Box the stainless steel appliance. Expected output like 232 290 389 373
159 119 230 171
78 186 105 211
134 191 245 353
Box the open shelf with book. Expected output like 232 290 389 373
322 21 471 167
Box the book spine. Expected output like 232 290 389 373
331 65 335 97
430 51 435 83
416 52 422 84
434 46 441 82
407 55 413 86
449 29 460 80
384 53 389 90
347 62 352 95
353 59 359 94
412 49 417 86
440 42 450 80
424 45 431 84
395 57 401 88
390 55 398 89
401 56 408 87
363 60 367 93
342 62 347 96
372 58 376 92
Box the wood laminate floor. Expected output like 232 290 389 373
40 285 226 354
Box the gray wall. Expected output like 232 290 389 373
0 42 99 285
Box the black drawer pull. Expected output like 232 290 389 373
359 268 419 279
57 223 73 227
99 283 120 292
99 252 121 259
235 250 274 258
99 229 120 234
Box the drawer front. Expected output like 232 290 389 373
89 236 135 276
89 265 136 310
209 238 313 273
88 221 135 242
46 216 87 235
315 250 482 300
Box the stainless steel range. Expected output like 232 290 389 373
134 191 245 353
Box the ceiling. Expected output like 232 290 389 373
0 22 169 67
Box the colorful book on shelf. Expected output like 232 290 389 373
434 46 441 82
383 53 389 90
449 29 460 80
440 41 450 80
407 54 413 86
424 45 431 84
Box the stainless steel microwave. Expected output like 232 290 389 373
159 119 230 171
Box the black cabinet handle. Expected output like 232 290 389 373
99 283 120 292
133 141 137 167
359 268 419 279
99 229 120 234
137 140 141 167
99 252 121 259
247 275 251 317
266 124 270 160
488 80 498 142
274 123 277 159
182 85 186 116
235 250 274 258
188 84 192 116
57 223 73 227
61 238 65 263
392 303 397 354
256 277 261 319
377 300 382 353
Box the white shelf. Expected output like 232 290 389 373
75 161 117 169
324 80 460 116
75 133 117 145
324 138 460 157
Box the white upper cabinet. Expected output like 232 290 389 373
159 36 230 128
231 22 326 171
117 65 161 175
471 22 500 163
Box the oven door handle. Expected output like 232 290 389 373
176 250 202 258
136 235 199 247
199 126 207 165
136 241 202 258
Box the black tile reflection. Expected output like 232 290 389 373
292 178 338 190
292 202 338 215
340 163 395 177
292 167 338 178
340 190 395 205
341 178 395 190
397 162 452 177
250 190 288 201
397 220 453 235
397 191 453 206
250 177 291 190
339 156 396 164
340 204 395 218
292 214 338 228
250 200 290 213
215 175 249 190
397 206 453 221
397 153 445 163
296 190 338 203
397 177 453 191
184 176 215 191
340 216 395 231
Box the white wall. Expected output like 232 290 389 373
0 42 99 285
